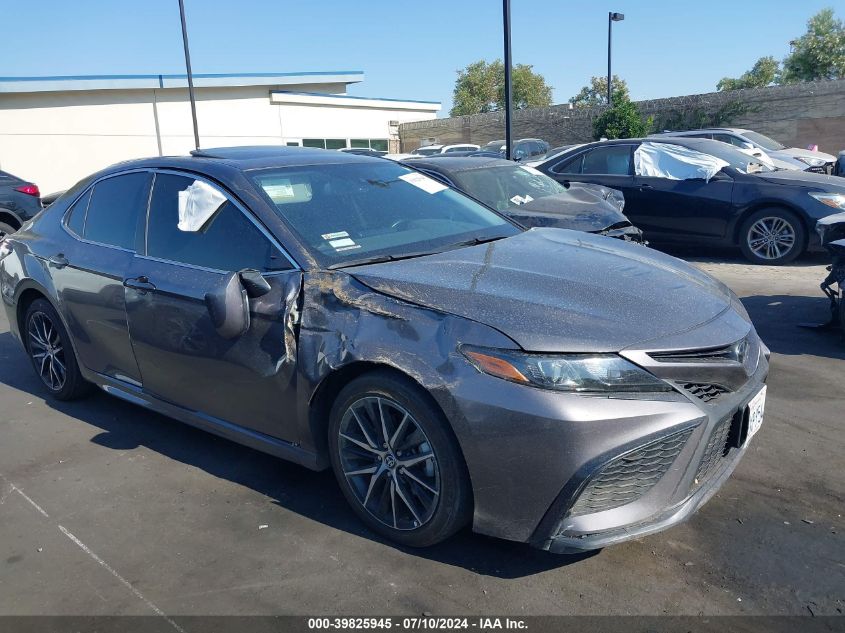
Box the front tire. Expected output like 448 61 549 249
739 208 805 265
23 298 92 400
328 371 472 548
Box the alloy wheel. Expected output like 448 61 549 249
746 216 796 261
28 311 67 391
338 396 440 531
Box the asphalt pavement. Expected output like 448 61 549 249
0 252 843 617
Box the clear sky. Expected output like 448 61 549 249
1 1 838 115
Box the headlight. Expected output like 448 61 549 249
796 156 827 168
461 346 671 393
810 192 845 210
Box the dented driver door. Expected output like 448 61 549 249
123 171 302 442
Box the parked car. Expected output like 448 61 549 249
807 212 845 331
409 143 481 156
0 169 42 238
402 156 643 242
537 137 845 264
481 138 550 161
650 128 837 174
0 146 769 553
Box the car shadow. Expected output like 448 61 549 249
0 331 595 579
739 294 845 359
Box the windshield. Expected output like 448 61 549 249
482 141 505 152
451 165 567 212
250 161 518 267
412 146 441 156
741 131 785 151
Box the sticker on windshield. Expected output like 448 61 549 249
321 231 349 240
263 180 295 201
399 172 447 194
510 194 534 205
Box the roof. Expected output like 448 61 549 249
0 71 364 94
270 90 440 111
402 157 510 172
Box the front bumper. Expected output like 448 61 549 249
444 319 768 551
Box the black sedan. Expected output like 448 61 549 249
0 146 768 553
403 156 643 241
0 169 43 239
537 137 845 264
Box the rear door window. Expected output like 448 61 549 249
84 172 151 250
581 146 633 175
145 173 290 272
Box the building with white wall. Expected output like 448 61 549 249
0 71 440 193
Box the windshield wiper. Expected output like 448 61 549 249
328 235 506 270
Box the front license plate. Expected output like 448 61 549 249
745 385 767 442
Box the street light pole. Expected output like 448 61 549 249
502 0 513 160
178 0 201 151
607 12 625 107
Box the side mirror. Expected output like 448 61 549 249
239 269 271 298
205 272 250 339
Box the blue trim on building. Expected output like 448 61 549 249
0 71 365 83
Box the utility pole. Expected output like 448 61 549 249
502 0 513 160
607 12 625 106
178 0 201 150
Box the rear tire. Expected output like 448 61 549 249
0 221 17 240
739 208 805 265
328 370 472 548
23 298 92 400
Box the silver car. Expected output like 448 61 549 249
651 128 837 174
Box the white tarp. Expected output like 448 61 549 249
634 142 730 182
177 180 227 232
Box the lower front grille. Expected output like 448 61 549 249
568 427 694 517
695 417 732 484
682 382 729 403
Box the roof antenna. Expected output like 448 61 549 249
178 0 200 150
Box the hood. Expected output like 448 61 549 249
350 228 735 353
777 147 837 162
506 191 630 233
753 169 845 191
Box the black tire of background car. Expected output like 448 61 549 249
328 370 472 548
739 207 806 265
0 221 17 239
24 298 93 401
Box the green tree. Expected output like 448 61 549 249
592 96 652 140
569 75 630 108
717 56 780 91
781 8 845 83
450 60 552 116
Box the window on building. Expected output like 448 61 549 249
325 139 347 150
350 139 370 149
303 139 325 149
370 139 389 152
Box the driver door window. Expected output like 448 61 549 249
146 173 290 272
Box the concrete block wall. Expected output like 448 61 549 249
399 79 845 155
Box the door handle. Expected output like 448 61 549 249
123 276 157 293
48 254 69 269
639 183 653 190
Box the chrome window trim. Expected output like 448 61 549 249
60 168 154 253
148 168 301 272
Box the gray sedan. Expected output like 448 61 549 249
0 146 768 552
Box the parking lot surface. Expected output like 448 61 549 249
1 251 843 617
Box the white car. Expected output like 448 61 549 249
650 128 837 173
384 144 481 162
